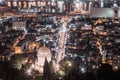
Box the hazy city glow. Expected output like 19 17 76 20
0 0 120 80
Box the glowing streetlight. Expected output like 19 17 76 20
113 66 118 71
81 67 86 73
67 61 72 67
92 65 96 69
26 69 32 75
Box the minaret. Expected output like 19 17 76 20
100 0 104 8
113 1 119 18
89 0 92 11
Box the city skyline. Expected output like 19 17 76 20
0 0 120 80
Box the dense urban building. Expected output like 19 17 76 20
0 0 120 80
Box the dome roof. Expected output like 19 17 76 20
37 46 51 55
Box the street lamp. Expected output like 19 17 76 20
26 69 32 75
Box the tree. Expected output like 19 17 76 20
49 61 55 77
43 57 50 79
58 60 74 79
97 63 113 80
